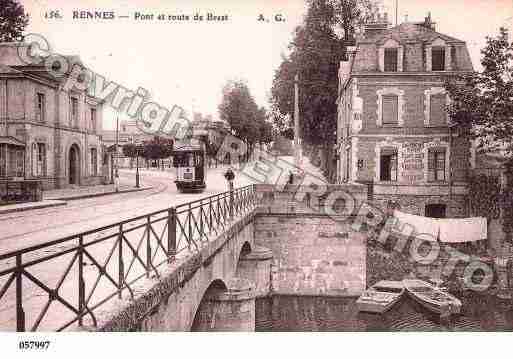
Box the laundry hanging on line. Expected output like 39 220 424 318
392 210 487 243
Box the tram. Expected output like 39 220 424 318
171 144 206 192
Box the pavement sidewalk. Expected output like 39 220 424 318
0 200 67 215
0 182 153 215
43 183 152 201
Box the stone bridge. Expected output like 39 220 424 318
89 183 369 331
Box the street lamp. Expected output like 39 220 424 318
135 144 143 188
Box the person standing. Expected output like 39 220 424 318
224 167 235 191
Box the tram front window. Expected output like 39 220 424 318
173 153 194 167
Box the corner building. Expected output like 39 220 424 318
0 43 105 189
337 14 474 218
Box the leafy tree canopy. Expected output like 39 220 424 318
0 0 29 42
445 27 513 161
271 0 379 146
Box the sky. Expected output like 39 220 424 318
21 0 513 130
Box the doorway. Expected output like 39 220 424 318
425 203 446 218
69 144 80 185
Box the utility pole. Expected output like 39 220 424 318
294 74 301 167
135 143 141 189
395 0 398 26
114 117 119 192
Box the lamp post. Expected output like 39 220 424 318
135 144 143 188
293 74 301 167
114 117 119 192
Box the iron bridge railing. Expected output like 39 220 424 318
0 184 257 331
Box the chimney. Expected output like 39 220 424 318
363 12 390 37
417 12 436 31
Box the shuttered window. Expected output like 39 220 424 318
430 94 446 125
0 144 5 177
432 47 445 71
382 95 398 125
36 93 45 122
428 148 446 181
384 48 398 72
91 148 98 176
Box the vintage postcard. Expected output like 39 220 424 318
1 0 512 357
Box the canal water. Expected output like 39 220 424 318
255 294 513 331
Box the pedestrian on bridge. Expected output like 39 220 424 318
224 167 235 192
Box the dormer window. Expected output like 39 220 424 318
426 38 451 71
379 39 403 72
384 48 398 72
432 47 445 71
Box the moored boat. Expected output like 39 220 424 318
357 280 405 314
403 279 462 316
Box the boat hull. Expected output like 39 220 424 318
403 279 461 316
356 280 405 314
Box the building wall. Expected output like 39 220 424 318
337 21 474 218
1 76 104 188
254 215 366 296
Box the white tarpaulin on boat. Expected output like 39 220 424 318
393 211 487 243
438 217 487 243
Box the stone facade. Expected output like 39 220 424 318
254 214 366 296
336 14 474 218
0 43 105 189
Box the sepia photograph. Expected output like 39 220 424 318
0 0 513 357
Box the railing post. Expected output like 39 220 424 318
167 208 176 261
146 217 151 277
15 254 25 332
78 235 85 326
229 181 234 219
209 197 213 233
188 203 192 248
199 200 204 240
118 224 124 299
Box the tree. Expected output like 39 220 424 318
335 0 377 41
218 79 260 162
141 137 173 169
445 27 513 243
445 27 513 158
122 143 138 169
0 0 29 42
271 0 378 180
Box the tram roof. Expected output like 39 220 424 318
173 144 203 153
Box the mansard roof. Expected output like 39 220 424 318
361 22 466 45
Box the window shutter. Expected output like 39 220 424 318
384 48 398 72
430 94 445 125
390 153 398 181
428 150 436 181
382 95 398 124
432 47 445 71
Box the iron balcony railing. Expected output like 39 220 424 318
0 184 257 331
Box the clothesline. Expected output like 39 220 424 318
393 210 487 243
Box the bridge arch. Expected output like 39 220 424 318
190 279 228 331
